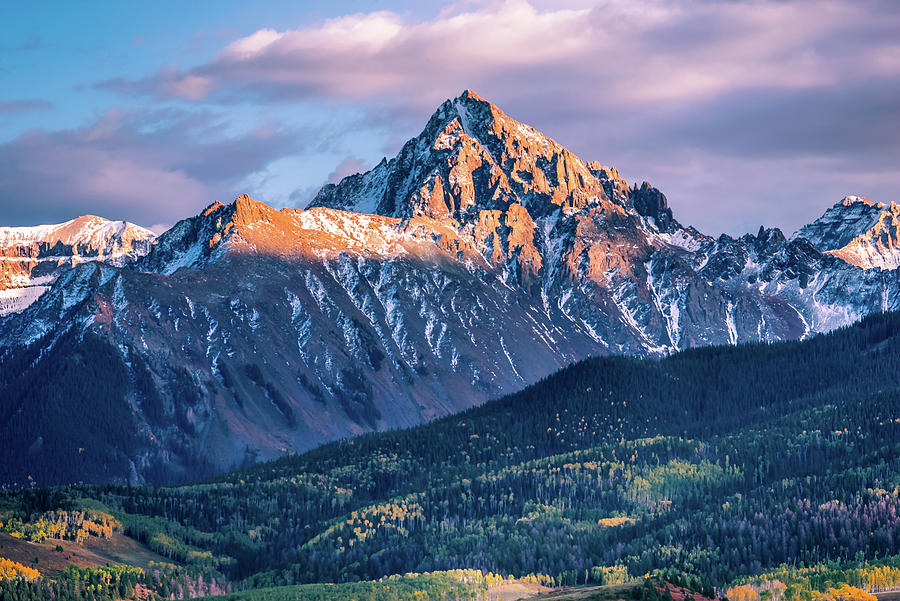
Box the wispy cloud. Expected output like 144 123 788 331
0 99 53 114
0 34 42 53
0 108 305 227
97 0 900 111
9 0 893 234
87 0 900 234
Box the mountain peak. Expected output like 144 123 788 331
230 193 278 225
794 195 889 252
310 91 619 222
459 88 485 102
825 200 900 270
632 182 677 232
142 195 260 274
203 201 225 216
198 195 275 226
0 214 155 315
0 214 154 248
422 88 502 145
841 195 882 209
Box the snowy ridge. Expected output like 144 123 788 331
793 196 885 252
0 215 155 315
825 202 900 270
0 215 154 257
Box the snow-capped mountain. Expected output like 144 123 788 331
795 196 900 270
793 195 886 251
1 90 898 485
0 215 155 315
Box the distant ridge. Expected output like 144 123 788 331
0 215 154 315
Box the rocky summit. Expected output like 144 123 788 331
1 90 898 486
0 215 154 315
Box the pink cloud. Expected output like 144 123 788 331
0 109 304 228
102 0 900 112
0 99 53 114
0 128 211 227
81 0 900 236
327 156 371 185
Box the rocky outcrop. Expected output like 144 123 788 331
631 182 676 233
0 215 154 315
793 196 885 252
825 202 900 270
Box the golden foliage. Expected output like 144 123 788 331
598 516 635 527
0 557 40 581
820 585 877 601
727 584 760 601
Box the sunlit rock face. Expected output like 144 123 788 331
0 215 154 315
2 90 899 485
797 197 900 270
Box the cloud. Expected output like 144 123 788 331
0 35 42 53
0 108 304 227
326 156 370 185
98 0 900 111
653 80 900 164
285 156 373 209
0 100 53 114
76 0 900 234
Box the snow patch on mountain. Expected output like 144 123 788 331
793 196 884 251
0 215 154 315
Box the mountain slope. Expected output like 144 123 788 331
793 195 886 251
1 90 899 486
825 201 900 270
312 90 900 343
312 90 815 352
0 196 609 485
4 311 900 598
0 215 154 315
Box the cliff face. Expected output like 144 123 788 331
1 90 899 486
0 215 154 315
810 198 900 270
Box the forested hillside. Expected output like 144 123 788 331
3 312 900 600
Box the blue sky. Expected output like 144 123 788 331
1 0 898 235
0 1 431 131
